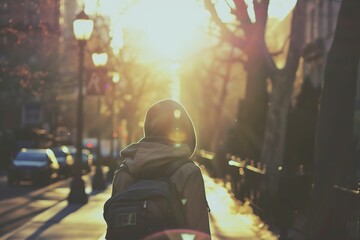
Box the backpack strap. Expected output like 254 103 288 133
121 159 192 179
162 159 192 177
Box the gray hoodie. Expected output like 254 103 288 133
111 139 211 237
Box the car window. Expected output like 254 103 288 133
52 149 67 157
15 152 47 162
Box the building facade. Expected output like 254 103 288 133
303 0 342 87
0 0 85 143
0 0 61 130
303 0 360 138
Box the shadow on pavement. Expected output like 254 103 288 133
25 204 83 240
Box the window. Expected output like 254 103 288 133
22 103 42 125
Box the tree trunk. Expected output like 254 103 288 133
261 72 294 172
308 0 360 239
209 49 234 152
261 0 306 174
233 51 269 161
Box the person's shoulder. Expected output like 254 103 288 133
176 160 202 175
112 165 134 193
181 159 197 168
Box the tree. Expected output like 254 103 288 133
204 0 306 170
83 13 172 147
182 42 244 149
0 1 61 131
308 0 360 238
179 42 246 177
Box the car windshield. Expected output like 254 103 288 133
15 151 47 162
52 149 66 157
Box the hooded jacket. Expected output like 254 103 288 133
110 99 211 237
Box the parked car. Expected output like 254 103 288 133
69 148 93 173
8 148 60 185
84 147 99 166
51 146 74 177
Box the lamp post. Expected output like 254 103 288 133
91 50 108 190
68 10 94 204
106 72 121 181
112 73 121 159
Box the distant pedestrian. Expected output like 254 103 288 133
104 99 211 240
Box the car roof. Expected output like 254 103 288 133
20 148 48 153
51 146 70 152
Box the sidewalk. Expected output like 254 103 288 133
1 186 111 240
2 173 278 240
203 173 278 240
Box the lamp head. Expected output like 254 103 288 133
73 10 94 41
92 51 108 67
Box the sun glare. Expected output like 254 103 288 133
120 0 209 60
268 0 297 20
170 62 181 101
82 0 296 101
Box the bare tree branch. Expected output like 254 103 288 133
204 0 247 49
254 0 269 27
233 0 251 25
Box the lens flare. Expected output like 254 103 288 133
144 229 211 240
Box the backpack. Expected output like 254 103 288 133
103 159 191 240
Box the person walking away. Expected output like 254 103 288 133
104 99 211 240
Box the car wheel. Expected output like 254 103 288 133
37 175 51 186
45 175 52 185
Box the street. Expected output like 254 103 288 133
0 166 280 240
0 170 93 237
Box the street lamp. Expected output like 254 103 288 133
92 51 108 67
68 10 94 204
106 72 120 182
91 49 108 190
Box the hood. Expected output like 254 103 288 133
143 99 197 153
120 139 192 176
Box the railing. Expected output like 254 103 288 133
332 184 360 240
226 156 360 239
238 162 267 215
227 157 311 238
227 158 268 214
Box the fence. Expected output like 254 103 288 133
332 184 360 240
226 157 359 239
228 158 269 217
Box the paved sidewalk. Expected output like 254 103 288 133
1 186 111 240
204 174 277 240
2 173 278 240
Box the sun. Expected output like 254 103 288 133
83 0 211 101
85 0 297 57
83 0 297 100
120 0 209 60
